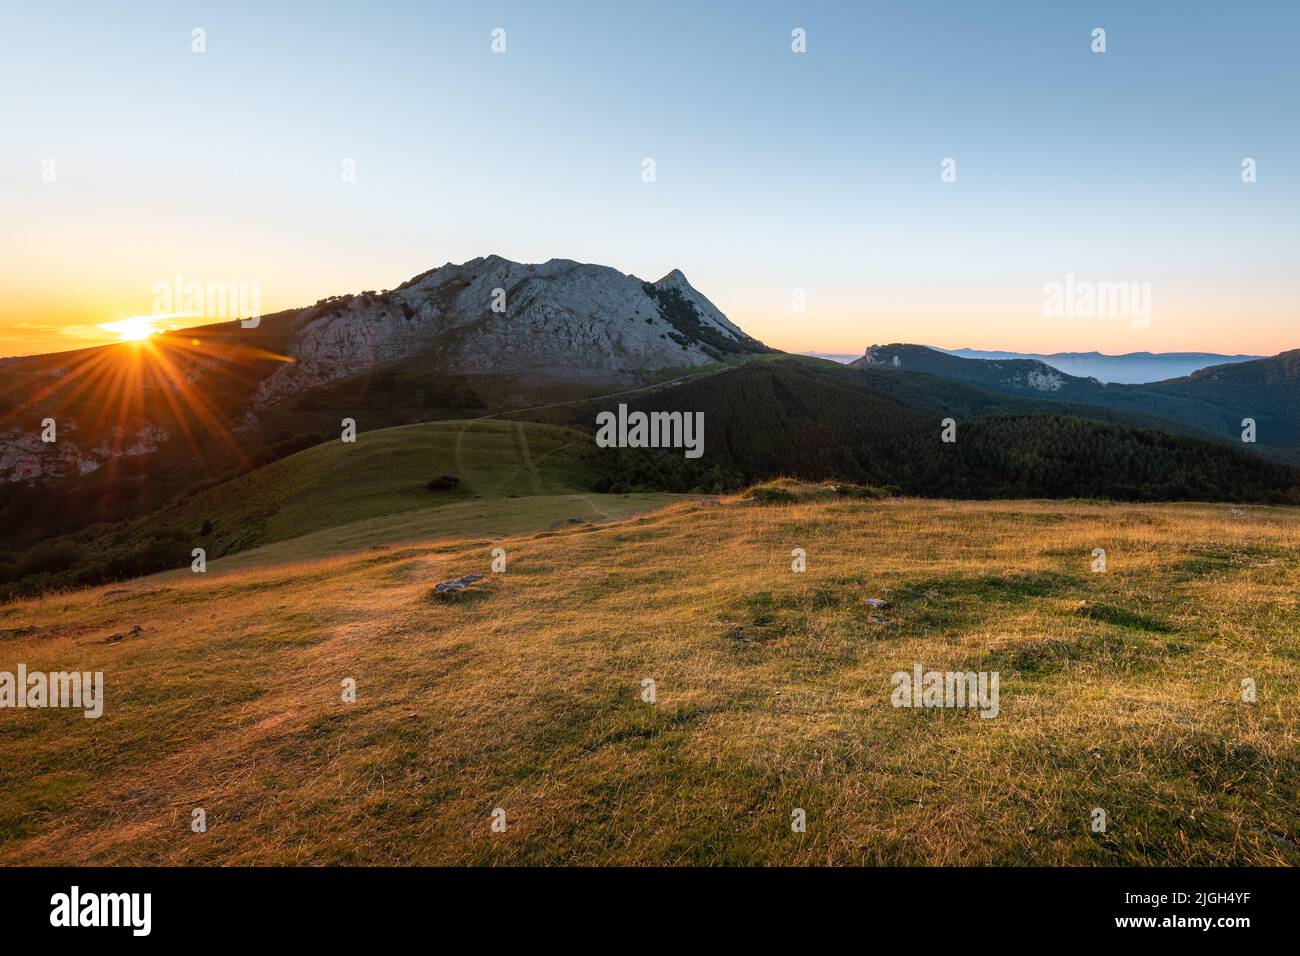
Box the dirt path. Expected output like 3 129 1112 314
580 494 617 519
513 422 543 495
454 421 468 477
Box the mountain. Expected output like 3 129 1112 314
0 256 770 532
0 254 770 459
941 348 1262 384
806 347 1262 381
250 255 769 406
852 344 1300 462
852 344 1121 402
1140 350 1300 453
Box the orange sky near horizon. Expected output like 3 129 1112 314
2 260 1294 361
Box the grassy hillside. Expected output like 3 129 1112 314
181 419 598 546
1 493 1296 864
193 491 687 575
0 420 613 597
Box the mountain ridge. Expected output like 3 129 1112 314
940 347 1263 384
852 343 1300 461
247 255 770 409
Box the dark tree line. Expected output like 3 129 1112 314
590 361 1300 503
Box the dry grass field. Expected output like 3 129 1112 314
2 488 1298 865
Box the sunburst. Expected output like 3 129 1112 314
0 326 296 483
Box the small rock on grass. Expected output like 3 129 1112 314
84 623 143 646
432 574 487 598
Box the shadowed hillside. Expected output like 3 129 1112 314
592 360 1300 502
854 345 1300 463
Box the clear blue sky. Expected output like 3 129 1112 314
2 0 1296 356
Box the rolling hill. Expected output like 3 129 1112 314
0 420 681 598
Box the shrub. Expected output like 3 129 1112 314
17 539 82 576
747 486 799 503
834 483 893 500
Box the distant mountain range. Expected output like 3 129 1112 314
804 348 1264 383
798 352 863 364
940 348 1263 384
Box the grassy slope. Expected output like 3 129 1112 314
190 492 686 575
113 420 606 557
2 417 695 600
2 494 1297 865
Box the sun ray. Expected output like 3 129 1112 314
140 339 258 469
0 321 301 504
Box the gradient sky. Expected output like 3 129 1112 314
2 0 1296 358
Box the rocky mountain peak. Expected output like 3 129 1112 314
249 256 771 411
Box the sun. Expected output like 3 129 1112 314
98 315 163 342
